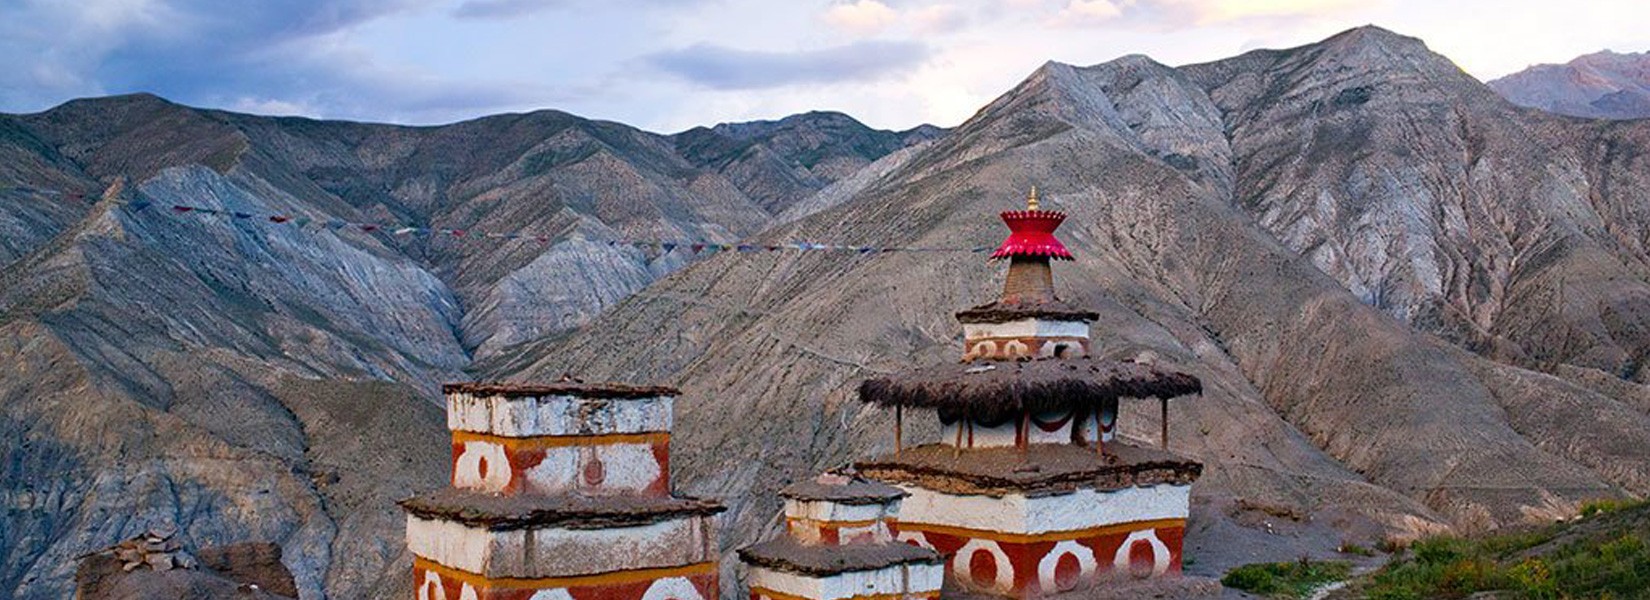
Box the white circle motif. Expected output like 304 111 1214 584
642 576 705 600
453 441 512 491
1037 539 1098 592
897 530 935 550
1112 529 1171 577
418 570 445 600
953 538 1015 594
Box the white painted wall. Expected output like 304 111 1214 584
938 413 1072 448
895 485 1190 534
939 420 1018 448
783 499 892 523
748 562 943 600
962 319 1089 340
448 393 673 437
407 514 715 578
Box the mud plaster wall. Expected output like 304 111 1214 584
406 514 717 579
448 393 673 437
894 485 1190 534
746 563 944 600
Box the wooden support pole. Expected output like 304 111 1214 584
1019 411 1030 452
1160 398 1169 450
1095 406 1106 458
894 405 903 456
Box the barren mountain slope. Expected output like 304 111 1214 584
0 96 925 599
1184 27 1650 381
673 111 943 215
1490 50 1650 119
493 27 1650 586
7 24 1650 600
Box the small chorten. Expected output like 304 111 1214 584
855 189 1204 598
739 471 944 600
401 381 724 600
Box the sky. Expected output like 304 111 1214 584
1 0 1646 133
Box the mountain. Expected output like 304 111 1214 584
672 111 944 214
8 24 1650 600
1490 50 1650 119
492 24 1650 586
0 97 927 599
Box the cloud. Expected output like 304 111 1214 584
1154 0 1365 25
0 0 574 123
452 0 564 19
1051 0 1126 26
823 0 898 33
1045 0 1365 29
645 40 931 90
910 4 969 33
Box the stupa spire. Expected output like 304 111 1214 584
853 188 1203 598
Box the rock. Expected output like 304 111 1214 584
76 534 294 599
503 24 1650 592
1490 50 1650 119
0 96 927 599
9 23 1650 600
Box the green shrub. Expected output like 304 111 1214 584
1578 498 1645 518
1338 541 1377 557
1222 560 1352 598
1357 510 1650 600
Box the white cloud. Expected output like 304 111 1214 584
4 0 1648 132
1155 0 1366 25
226 96 315 117
823 0 899 34
1051 0 1127 26
910 4 969 33
646 40 930 90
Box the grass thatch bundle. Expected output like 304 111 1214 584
858 358 1200 423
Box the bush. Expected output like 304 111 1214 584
1579 498 1647 518
1338 541 1377 557
1358 514 1650 600
1222 559 1352 598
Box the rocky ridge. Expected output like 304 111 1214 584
496 25 1650 588
1490 49 1650 119
5 24 1650 600
0 99 927 599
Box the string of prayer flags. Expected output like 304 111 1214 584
111 197 995 254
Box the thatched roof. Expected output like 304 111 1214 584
856 443 1202 496
738 538 942 576
399 488 722 530
954 298 1098 324
442 381 679 399
858 357 1201 423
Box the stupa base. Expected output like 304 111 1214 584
413 558 717 600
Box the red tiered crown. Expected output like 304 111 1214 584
989 188 1073 260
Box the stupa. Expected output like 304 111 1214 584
738 471 945 600
401 381 724 600
855 189 1204 598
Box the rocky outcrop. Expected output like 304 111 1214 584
672 111 944 215
1490 50 1650 119
74 527 297 600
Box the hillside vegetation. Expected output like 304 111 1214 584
1351 501 1650 599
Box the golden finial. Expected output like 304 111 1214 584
1027 186 1039 211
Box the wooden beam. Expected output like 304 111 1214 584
894 405 903 456
1160 397 1169 450
1096 406 1106 458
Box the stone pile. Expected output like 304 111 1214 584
99 525 199 573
